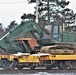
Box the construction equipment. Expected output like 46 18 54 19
0 21 44 53
0 20 76 70
0 20 76 54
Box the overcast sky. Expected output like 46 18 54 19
0 0 75 27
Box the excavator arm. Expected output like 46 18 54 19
0 21 43 53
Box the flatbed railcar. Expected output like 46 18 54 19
0 45 76 70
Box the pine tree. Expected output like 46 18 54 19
27 0 76 27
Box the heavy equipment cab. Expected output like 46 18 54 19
38 22 63 46
44 22 62 42
44 21 76 45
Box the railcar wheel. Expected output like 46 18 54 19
0 59 17 70
60 61 72 70
10 60 18 70
30 66 35 70
17 66 24 70
60 61 67 70
1 59 12 70
69 61 76 69
46 65 52 70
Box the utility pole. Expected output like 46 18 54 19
36 0 38 23
47 0 50 23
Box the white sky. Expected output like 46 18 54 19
0 0 75 27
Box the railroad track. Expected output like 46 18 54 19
0 69 76 74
